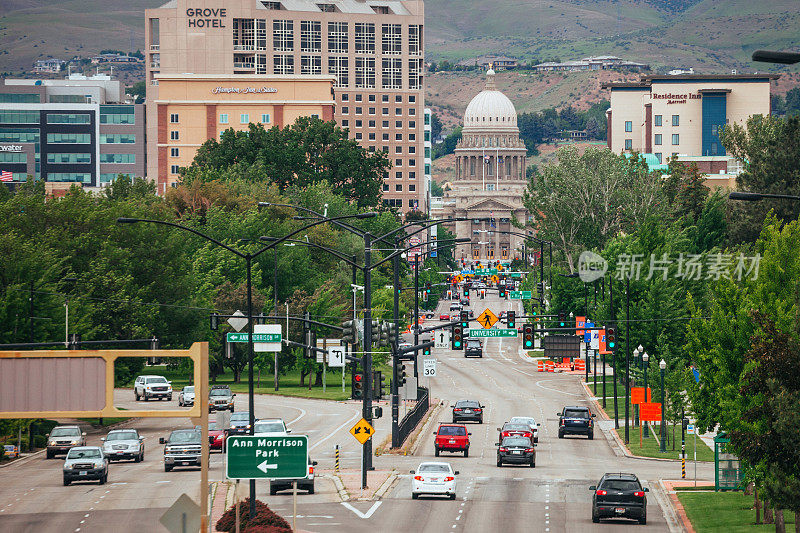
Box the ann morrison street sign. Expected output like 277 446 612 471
225 435 308 480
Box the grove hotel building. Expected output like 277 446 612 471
145 0 425 211
603 74 776 164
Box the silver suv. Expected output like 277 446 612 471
46 425 86 459
101 429 145 462
63 446 108 486
160 428 202 472
134 375 173 401
208 385 235 412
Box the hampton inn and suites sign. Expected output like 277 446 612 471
211 86 279 95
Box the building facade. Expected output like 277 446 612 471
145 0 425 210
150 74 334 186
0 75 145 191
431 70 530 263
603 74 776 163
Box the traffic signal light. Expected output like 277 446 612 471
342 320 356 344
606 326 617 351
373 371 384 400
399 364 408 386
463 286 469 298
423 342 431 356
352 371 364 399
210 312 220 330
506 311 515 329
523 324 534 349
379 322 390 346
460 310 469 328
425 282 431 294
371 320 380 343
452 324 463 350
387 322 399 345
499 287 506 298
558 312 566 327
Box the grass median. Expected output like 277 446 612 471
678 491 796 532
613 424 714 462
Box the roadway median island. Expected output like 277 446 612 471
676 490 797 533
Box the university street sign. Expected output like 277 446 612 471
468 329 518 338
226 332 282 343
225 435 308 480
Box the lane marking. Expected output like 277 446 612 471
340 501 382 519
311 409 360 451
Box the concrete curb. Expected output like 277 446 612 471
372 471 398 500
320 473 349 502
653 479 688 533
409 401 444 456
0 449 45 469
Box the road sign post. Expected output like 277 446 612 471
225 435 309 480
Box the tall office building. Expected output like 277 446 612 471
145 0 425 211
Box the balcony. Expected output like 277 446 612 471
233 62 256 70
233 45 256 52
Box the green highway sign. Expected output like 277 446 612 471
226 435 308 480
510 272 522 278
509 291 532 300
474 268 498 276
468 329 518 338
226 332 282 343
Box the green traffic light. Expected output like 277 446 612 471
609 341 615 348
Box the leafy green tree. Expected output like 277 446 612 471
433 127 462 159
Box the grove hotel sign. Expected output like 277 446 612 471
651 92 702 105
186 7 227 28
212 86 278 94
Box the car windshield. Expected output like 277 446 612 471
50 427 80 437
456 401 479 408
438 426 466 436
601 480 641 491
168 431 200 444
509 417 534 426
107 431 138 441
67 449 100 459
418 464 451 473
502 424 529 432
254 422 285 433
183 386 194 393
147 377 168 384
466 341 481 347
210 389 230 397
565 409 589 418
230 413 250 422
502 437 531 447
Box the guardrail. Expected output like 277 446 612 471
397 386 429 445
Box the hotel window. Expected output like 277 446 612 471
395 120 402 128
409 133 416 141
328 56 349 87
655 153 662 163
383 183 389 191
47 152 91 164
409 146 416 154
409 59 422 90
355 57 375 89
395 133 402 141
170 113 179 123
409 120 415 128
46 173 91 183
301 55 322 75
382 146 388 153
300 21 321 52
47 132 90 144
100 133 136 144
369 107 376 115
0 152 26 163
240 114 249 124
220 114 229 124
356 120 362 127
654 134 662 146
99 153 136 164
381 24 402 55
369 120 376 128
409 25 422 55
382 95 389 102
395 184 402 192
261 113 271 124
672 134 680 145
273 54 294 74
341 106 349 114
624 139 632 150
409 158 416 167
409 184 416 192
409 108 416 116
342 120 349 127
354 23 375 54
328 22 348 53
409 172 416 179
424 146 430 156
355 107 363 115
100 106 135 124
341 94 349 102
395 171 402 179
395 107 402 115
368 132 375 140
273 20 294 52
170 130 179 140
672 114 680 126
0 93 39 103
381 58 402 89
355 132 362 140
170 147 179 157
424 132 430 142
382 120 389 128
395 95 402 103
395 146 402 153
47 113 90 124
369 95 376 102
654 114 662 127
395 158 402 166
256 19 267 50
170 165 180 174
624 121 632 132
382 107 389 115
233 18 255 50
382 133 389 140
355 95 362 102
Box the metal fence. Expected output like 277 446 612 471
398 386 429 446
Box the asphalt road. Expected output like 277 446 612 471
0 289 709 532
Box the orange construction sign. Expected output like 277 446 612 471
639 402 662 422
631 387 652 405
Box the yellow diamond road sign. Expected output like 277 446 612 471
478 308 499 329
490 275 499 284
349 417 375 445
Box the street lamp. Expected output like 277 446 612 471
659 358 667 453
642 352 649 437
729 191 800 202
632 346 640 429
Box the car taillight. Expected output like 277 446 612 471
309 466 314 474
454 408 463 411
414 476 423 481
634 491 645 497
499 447 508 452
474 409 481 412
596 490 607 496
444 476 454 481
525 448 534 452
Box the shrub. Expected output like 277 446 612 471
33 434 47 448
215 498 290 533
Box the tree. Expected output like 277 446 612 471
430 112 443 140
433 127 462 159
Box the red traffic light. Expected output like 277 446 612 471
354 374 363 382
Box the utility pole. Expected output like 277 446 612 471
29 281 34 343
391 251 401 448
625 277 631 444
609 277 618 429
413 255 420 378
362 233 373 485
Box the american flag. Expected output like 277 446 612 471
0 171 13 182
484 155 490 164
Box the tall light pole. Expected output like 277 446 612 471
632 346 640 428
624 276 631 444
117 211 375 518
659 358 667 453
642 351 649 437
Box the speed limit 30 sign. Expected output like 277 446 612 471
422 358 437 377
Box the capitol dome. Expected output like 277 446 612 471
463 69 518 132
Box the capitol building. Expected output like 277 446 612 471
430 69 531 264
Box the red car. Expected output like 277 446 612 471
497 422 533 444
209 421 226 452
434 424 471 457
439 313 450 321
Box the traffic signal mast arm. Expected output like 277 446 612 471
397 340 434 356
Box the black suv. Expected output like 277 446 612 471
452 400 484 423
496 435 535 467
557 406 595 439
465 339 483 358
590 473 648 524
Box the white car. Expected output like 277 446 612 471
178 386 195 407
134 375 172 401
411 462 458 500
253 419 291 437
508 416 541 443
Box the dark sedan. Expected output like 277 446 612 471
452 400 484 423
226 412 254 436
591 473 648 524
497 423 533 444
496 436 535 467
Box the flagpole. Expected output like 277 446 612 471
482 146 485 191
496 147 499 189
